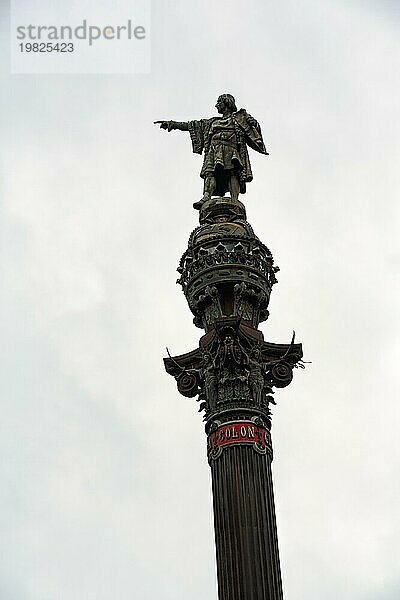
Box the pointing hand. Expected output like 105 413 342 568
154 120 170 130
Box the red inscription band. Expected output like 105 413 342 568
207 421 272 460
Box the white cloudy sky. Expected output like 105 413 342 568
0 1 399 599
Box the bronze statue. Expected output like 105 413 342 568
155 94 268 208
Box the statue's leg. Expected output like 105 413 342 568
193 174 216 210
204 174 216 201
229 173 240 201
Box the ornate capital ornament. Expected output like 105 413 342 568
164 196 303 438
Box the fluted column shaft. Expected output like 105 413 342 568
210 445 283 600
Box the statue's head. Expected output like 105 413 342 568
216 93 237 114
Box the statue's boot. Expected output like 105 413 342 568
193 192 211 210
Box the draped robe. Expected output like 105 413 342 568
187 109 268 195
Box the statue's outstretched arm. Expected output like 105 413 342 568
154 120 189 132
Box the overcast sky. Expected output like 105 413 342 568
0 1 399 599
